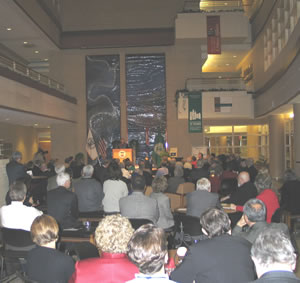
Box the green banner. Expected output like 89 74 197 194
188 91 202 133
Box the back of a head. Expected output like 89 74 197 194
55 164 65 175
254 173 272 193
12 151 22 162
251 228 296 269
31 215 59 246
82 164 94 178
196 178 211 192
243 198 266 222
108 161 122 180
75 152 84 164
152 176 168 193
9 181 26 201
174 165 184 177
95 214 134 254
56 172 70 187
127 224 167 275
200 208 231 238
132 174 146 192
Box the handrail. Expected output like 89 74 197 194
0 55 65 93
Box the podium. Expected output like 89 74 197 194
112 148 133 162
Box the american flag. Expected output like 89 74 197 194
98 138 107 159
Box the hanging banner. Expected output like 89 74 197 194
188 92 202 133
207 16 221 54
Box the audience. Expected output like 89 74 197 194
47 163 65 191
102 161 128 213
150 176 174 229
166 164 185 193
170 208 255 283
47 172 80 229
70 214 138 282
6 151 31 185
93 159 110 185
127 224 176 282
0 181 42 231
70 152 85 179
26 215 75 283
186 178 222 218
232 198 289 244
188 159 209 184
230 172 279 223
250 229 300 282
120 175 159 224
74 165 104 212
280 169 300 214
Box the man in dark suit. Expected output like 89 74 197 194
47 172 79 229
170 208 255 283
249 228 300 282
119 175 159 224
222 171 257 227
74 164 104 212
6 151 31 185
186 178 222 218
232 199 289 244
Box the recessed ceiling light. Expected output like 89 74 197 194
34 50 39 54
233 55 237 58
226 63 230 66
6 27 12 31
34 123 38 126
44 58 49 61
218 76 222 79
224 2 228 5
23 41 28 44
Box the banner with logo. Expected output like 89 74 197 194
188 92 202 133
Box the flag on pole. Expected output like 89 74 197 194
86 129 98 160
98 138 107 159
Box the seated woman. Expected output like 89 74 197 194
69 214 138 282
26 215 75 283
102 161 128 213
150 176 174 230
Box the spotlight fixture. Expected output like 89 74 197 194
6 27 12 31
34 50 39 54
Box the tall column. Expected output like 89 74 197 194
269 115 284 179
293 104 300 175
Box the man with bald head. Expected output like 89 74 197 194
222 171 257 227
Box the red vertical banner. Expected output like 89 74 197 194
207 16 221 54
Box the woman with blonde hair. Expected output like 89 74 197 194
69 214 138 282
26 215 74 283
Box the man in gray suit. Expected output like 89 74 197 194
232 198 289 244
119 174 159 224
186 178 222 218
74 165 104 212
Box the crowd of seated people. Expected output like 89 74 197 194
2 150 300 282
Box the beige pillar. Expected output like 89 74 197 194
268 115 285 179
293 104 300 175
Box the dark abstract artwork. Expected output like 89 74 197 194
86 55 120 158
126 54 166 158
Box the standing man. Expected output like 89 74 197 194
6 151 31 185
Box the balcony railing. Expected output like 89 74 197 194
0 55 65 93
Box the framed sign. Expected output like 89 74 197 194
188 92 202 133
